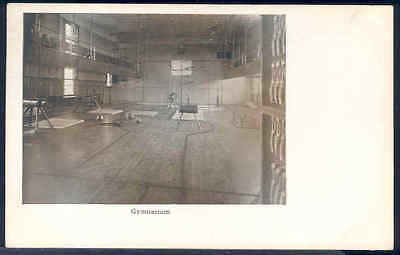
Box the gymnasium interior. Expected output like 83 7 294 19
22 14 286 204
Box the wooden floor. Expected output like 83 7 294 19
23 104 263 204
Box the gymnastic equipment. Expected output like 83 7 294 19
87 108 124 126
176 104 201 130
72 95 101 112
167 92 178 108
179 104 198 115
23 98 53 131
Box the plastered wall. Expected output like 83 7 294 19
139 44 224 105
24 13 262 107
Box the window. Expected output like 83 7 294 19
106 72 112 87
91 46 96 60
171 60 192 76
65 23 79 46
64 67 75 96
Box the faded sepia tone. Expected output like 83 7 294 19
21 13 285 204
7 4 393 249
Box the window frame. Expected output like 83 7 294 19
63 67 76 96
64 21 79 53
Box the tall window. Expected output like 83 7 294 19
106 72 112 87
64 67 75 96
65 22 79 51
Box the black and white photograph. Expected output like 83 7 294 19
6 4 393 249
22 13 286 204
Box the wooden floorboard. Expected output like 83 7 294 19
23 104 265 204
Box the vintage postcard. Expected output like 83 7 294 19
5 3 393 249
